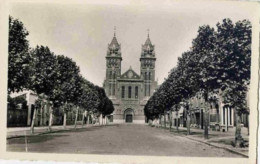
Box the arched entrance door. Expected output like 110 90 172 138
124 108 134 123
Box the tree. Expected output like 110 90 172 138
189 25 219 139
94 86 107 125
102 98 115 124
76 76 100 128
175 51 198 135
145 18 251 142
103 98 114 116
216 19 251 147
30 46 57 97
52 55 81 129
30 95 44 134
62 102 73 129
29 45 57 133
8 16 32 93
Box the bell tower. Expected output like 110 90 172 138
105 27 122 97
140 30 156 97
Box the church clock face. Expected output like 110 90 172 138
128 71 133 78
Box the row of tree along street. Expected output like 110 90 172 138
144 18 251 147
8 16 114 133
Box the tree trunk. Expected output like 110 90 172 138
203 99 209 139
176 111 179 132
87 112 90 125
159 114 162 128
40 104 43 126
74 106 79 129
187 99 191 135
48 105 53 132
63 112 67 129
235 109 244 147
30 108 37 134
164 112 166 129
187 111 191 135
98 114 102 126
204 109 209 139
81 110 85 128
169 111 172 132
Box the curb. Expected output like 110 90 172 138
7 128 73 139
7 125 98 139
184 136 249 158
149 125 249 158
8 130 71 139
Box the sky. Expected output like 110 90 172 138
9 0 254 86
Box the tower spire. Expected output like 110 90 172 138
144 29 152 46
109 26 120 48
114 26 116 37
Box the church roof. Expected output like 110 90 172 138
141 34 155 58
109 36 120 48
119 67 141 80
144 37 152 46
142 34 154 51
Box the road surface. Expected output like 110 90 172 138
7 124 242 157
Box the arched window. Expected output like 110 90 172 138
113 71 116 79
144 83 147 96
144 72 147 80
148 72 151 80
109 71 112 79
148 84 150 96
109 84 111 95
135 86 138 99
128 86 132 98
121 86 125 98
112 83 115 95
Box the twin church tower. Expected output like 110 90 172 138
103 29 158 123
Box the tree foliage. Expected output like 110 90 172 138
145 18 251 122
8 16 32 93
8 16 114 119
30 45 57 96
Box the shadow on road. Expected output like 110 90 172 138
7 134 69 145
54 124 121 134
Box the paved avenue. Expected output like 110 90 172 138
7 124 242 157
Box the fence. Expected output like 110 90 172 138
7 109 28 127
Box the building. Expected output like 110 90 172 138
8 90 87 127
170 90 249 132
103 31 157 123
8 90 52 126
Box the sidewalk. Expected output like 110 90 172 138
7 124 98 139
152 125 249 157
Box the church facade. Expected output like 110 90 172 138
103 32 157 123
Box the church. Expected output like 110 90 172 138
103 30 157 123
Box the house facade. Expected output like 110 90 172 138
170 91 249 132
8 90 52 126
8 90 88 127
